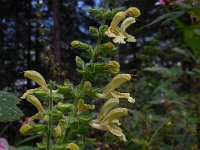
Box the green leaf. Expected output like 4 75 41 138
0 91 24 122
184 24 200 55
144 11 185 28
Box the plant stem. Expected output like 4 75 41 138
47 89 53 150
62 0 111 144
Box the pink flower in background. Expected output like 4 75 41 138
155 0 167 6
0 138 8 150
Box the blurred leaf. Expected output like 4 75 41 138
172 48 194 59
144 11 185 28
184 24 200 55
0 91 23 122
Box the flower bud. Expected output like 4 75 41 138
55 102 73 112
24 70 47 88
84 81 92 91
53 125 62 137
43 115 49 123
125 7 141 18
98 42 115 51
75 56 85 69
105 61 120 74
33 89 48 98
71 40 91 50
31 124 45 132
20 124 33 135
66 143 80 150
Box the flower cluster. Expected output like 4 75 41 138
91 74 134 141
19 2 141 149
105 7 141 44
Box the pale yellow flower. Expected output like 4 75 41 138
105 12 126 44
93 98 119 124
24 70 47 88
26 95 44 122
120 17 137 42
21 70 49 99
91 99 128 142
66 143 80 150
105 7 141 44
77 99 95 115
96 74 135 103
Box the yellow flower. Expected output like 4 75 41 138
105 12 126 44
96 74 135 103
91 99 128 142
66 143 80 150
120 17 137 42
77 99 95 115
24 70 47 88
105 61 120 74
93 98 119 124
21 70 49 99
26 95 44 122
105 7 141 44
20 123 33 135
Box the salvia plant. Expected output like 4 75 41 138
18 0 141 149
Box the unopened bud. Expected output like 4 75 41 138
66 143 80 150
98 42 115 51
20 124 33 135
84 81 92 90
105 61 120 74
71 40 91 50
56 102 73 112
125 7 141 18
53 125 62 137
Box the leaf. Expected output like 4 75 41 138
0 91 24 122
144 11 185 28
172 48 194 59
184 24 200 55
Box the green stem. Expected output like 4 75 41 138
62 0 111 144
47 89 53 150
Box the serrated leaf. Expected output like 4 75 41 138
0 91 24 122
